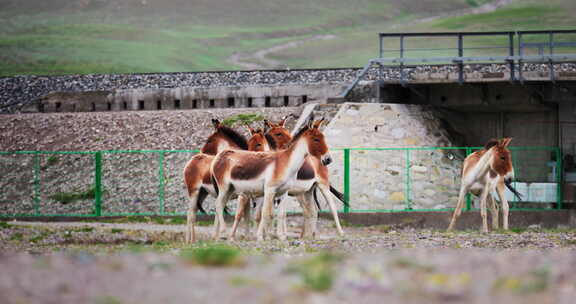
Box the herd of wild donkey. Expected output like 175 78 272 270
183 115 521 243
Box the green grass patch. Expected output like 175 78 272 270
10 232 24 241
72 227 95 233
228 275 264 287
431 5 566 31
0 221 11 229
29 231 52 243
180 244 244 267
94 295 124 304
89 216 189 225
41 155 59 170
493 268 549 293
195 220 213 227
338 219 364 228
49 186 97 204
222 113 265 127
391 257 435 272
1 0 575 75
286 252 343 292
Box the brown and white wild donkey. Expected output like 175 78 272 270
448 138 522 232
229 118 346 240
182 119 248 243
211 119 333 241
228 117 295 238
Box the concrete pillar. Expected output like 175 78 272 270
270 97 283 107
235 97 248 108
253 97 266 107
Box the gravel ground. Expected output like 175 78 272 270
0 107 300 152
1 219 576 304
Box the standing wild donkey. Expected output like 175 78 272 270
182 119 248 243
211 119 333 241
448 138 522 232
229 118 346 240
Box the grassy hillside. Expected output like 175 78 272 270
0 0 574 76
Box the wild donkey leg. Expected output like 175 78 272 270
496 182 510 230
229 194 250 240
487 195 499 230
448 186 469 231
186 190 200 243
479 185 491 233
298 191 315 239
257 190 276 241
243 197 252 238
276 194 289 240
213 189 233 240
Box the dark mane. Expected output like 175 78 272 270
219 126 248 150
264 133 277 150
484 139 499 150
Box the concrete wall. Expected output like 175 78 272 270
6 62 574 114
1 68 376 113
33 83 377 113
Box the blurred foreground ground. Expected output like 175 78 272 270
1 218 575 304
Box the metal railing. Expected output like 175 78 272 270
341 29 576 97
0 146 562 218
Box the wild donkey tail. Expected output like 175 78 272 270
211 175 219 196
330 186 348 207
312 185 349 211
197 188 208 214
313 186 322 211
505 180 523 201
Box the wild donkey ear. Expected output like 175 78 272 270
264 119 274 128
313 117 326 129
212 119 221 129
305 114 315 129
501 137 513 147
245 124 256 135
280 114 295 127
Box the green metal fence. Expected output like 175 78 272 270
0 146 562 218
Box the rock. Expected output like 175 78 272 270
412 166 428 173
389 192 405 202
373 189 388 199
390 128 405 139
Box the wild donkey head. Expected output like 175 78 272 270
246 126 269 152
292 118 331 166
201 119 248 155
264 114 294 150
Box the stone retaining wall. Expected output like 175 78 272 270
323 103 463 211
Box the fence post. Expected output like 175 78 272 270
465 147 472 211
556 147 563 209
33 153 40 216
343 149 350 213
158 152 165 215
94 152 103 216
405 149 412 210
